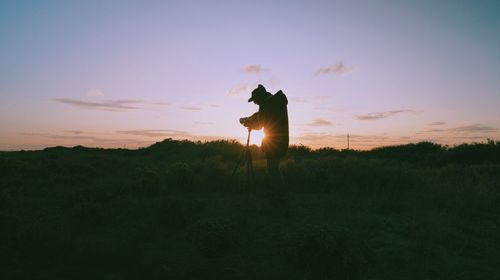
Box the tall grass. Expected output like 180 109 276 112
0 139 499 279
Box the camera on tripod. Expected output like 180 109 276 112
239 117 251 128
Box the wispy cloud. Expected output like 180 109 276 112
450 124 497 133
354 109 416 120
295 132 345 143
315 62 352 76
51 98 169 112
415 125 499 146
290 97 309 103
421 124 497 134
291 95 331 104
19 132 148 146
242 64 263 73
428 122 446 126
64 130 84 134
52 98 143 111
86 88 104 97
307 119 334 127
228 84 252 96
21 132 98 141
150 101 171 106
324 133 392 141
116 129 191 138
312 106 347 113
180 106 203 111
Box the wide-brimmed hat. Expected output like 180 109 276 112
248 84 267 102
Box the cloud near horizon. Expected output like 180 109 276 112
180 106 203 111
51 98 168 112
354 109 417 120
307 119 334 127
421 124 497 134
86 88 104 97
315 62 352 76
64 130 84 134
116 129 192 138
242 64 263 73
228 84 252 96
291 95 331 104
428 121 447 126
19 132 149 146
21 132 97 141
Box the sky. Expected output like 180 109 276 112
1 0 499 150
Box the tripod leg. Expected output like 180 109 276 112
249 156 255 194
230 151 247 192
245 150 255 195
246 155 251 192
231 150 245 178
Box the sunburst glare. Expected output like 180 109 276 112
249 130 265 146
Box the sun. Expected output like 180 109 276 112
249 129 265 146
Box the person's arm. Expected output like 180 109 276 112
244 112 263 130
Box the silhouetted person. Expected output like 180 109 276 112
240 84 289 196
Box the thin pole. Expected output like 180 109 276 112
246 129 251 184
230 128 251 180
245 128 255 194
347 133 350 150
246 128 251 147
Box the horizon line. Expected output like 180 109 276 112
1 137 498 153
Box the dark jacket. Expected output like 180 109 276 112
246 90 289 158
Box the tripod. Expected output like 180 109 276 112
231 128 255 194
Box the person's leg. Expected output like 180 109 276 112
266 156 283 195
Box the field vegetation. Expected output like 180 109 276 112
1 139 499 279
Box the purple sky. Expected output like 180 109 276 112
1 0 499 150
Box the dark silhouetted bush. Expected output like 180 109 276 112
166 161 195 191
187 218 239 258
1 139 499 279
281 224 373 280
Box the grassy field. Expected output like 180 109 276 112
1 139 499 279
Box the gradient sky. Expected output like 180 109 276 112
1 0 499 150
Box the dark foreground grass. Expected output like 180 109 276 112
1 139 499 279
